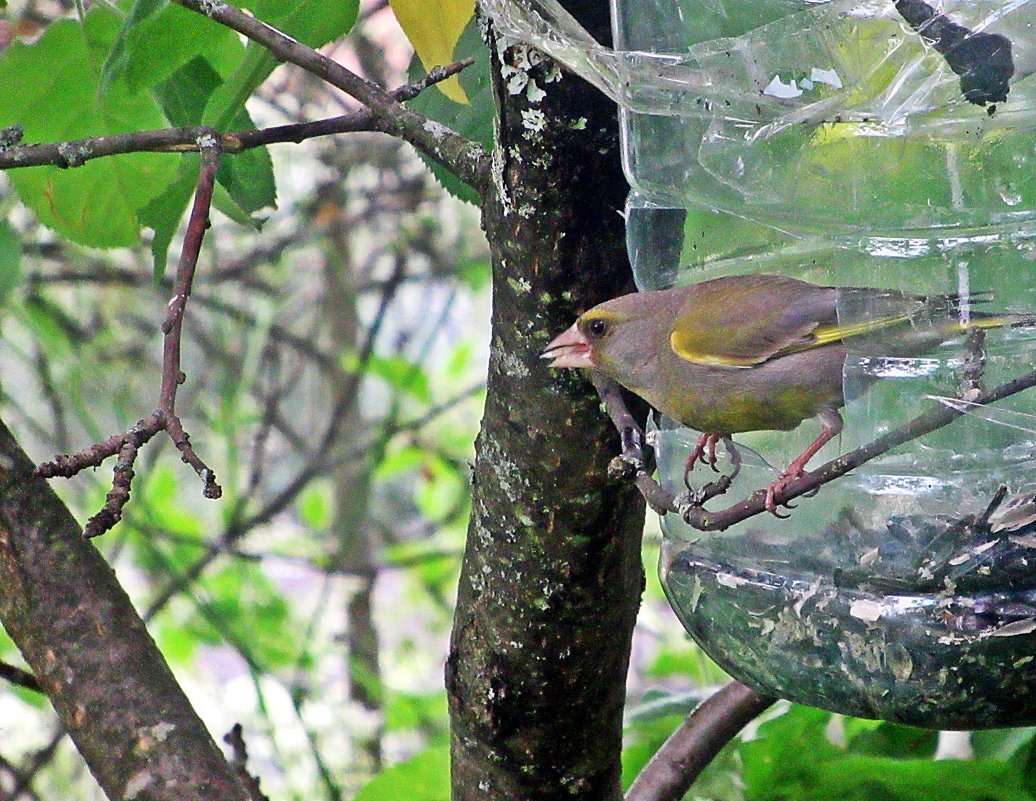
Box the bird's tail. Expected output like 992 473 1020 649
952 311 1036 333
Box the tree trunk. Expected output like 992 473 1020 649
446 3 647 799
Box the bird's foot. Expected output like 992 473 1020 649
763 409 842 518
683 432 723 490
764 469 804 519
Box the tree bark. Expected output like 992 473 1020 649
0 419 250 801
446 3 648 799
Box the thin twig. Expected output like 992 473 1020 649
158 144 222 499
0 660 42 693
592 372 673 514
0 59 475 171
143 257 408 619
224 725 271 801
625 682 774 801
34 144 224 537
170 0 490 193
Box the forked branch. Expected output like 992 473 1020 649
34 144 224 537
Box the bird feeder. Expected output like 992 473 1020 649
490 0 1036 726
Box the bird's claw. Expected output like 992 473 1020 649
764 470 805 518
684 432 724 488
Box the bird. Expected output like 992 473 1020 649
541 273 1033 516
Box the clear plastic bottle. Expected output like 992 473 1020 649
485 0 1036 726
615 0 1036 728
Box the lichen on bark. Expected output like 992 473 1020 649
447 3 648 799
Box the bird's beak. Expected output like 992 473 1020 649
541 323 594 368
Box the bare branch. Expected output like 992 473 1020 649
625 682 774 801
34 144 224 537
0 660 42 693
0 59 475 171
223 725 271 801
170 0 490 193
157 143 222 498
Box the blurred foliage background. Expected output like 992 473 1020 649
0 0 1035 800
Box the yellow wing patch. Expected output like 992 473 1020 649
798 315 911 350
669 331 756 368
670 314 913 368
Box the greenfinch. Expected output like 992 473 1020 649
542 274 1031 514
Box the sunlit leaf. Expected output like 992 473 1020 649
408 19 493 204
389 0 475 103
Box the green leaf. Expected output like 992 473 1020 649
103 0 242 93
0 221 22 306
408 19 493 204
155 56 223 127
813 756 1030 801
972 728 1036 762
845 720 937 759
0 7 178 248
381 535 462 567
444 341 474 379
384 691 449 735
415 454 464 522
354 747 450 801
214 125 276 220
99 0 166 90
250 0 360 50
741 705 839 798
297 480 334 530
1018 735 1036 798
742 705 1033 801
139 157 198 279
457 255 490 290
368 354 432 403
143 55 275 274
190 563 297 669
646 643 728 685
156 55 276 232
17 300 75 356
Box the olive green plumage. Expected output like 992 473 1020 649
543 273 1023 437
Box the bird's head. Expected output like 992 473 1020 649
541 292 672 382
540 309 612 368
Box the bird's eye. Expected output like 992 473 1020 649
587 319 609 338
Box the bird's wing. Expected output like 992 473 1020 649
669 276 920 368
